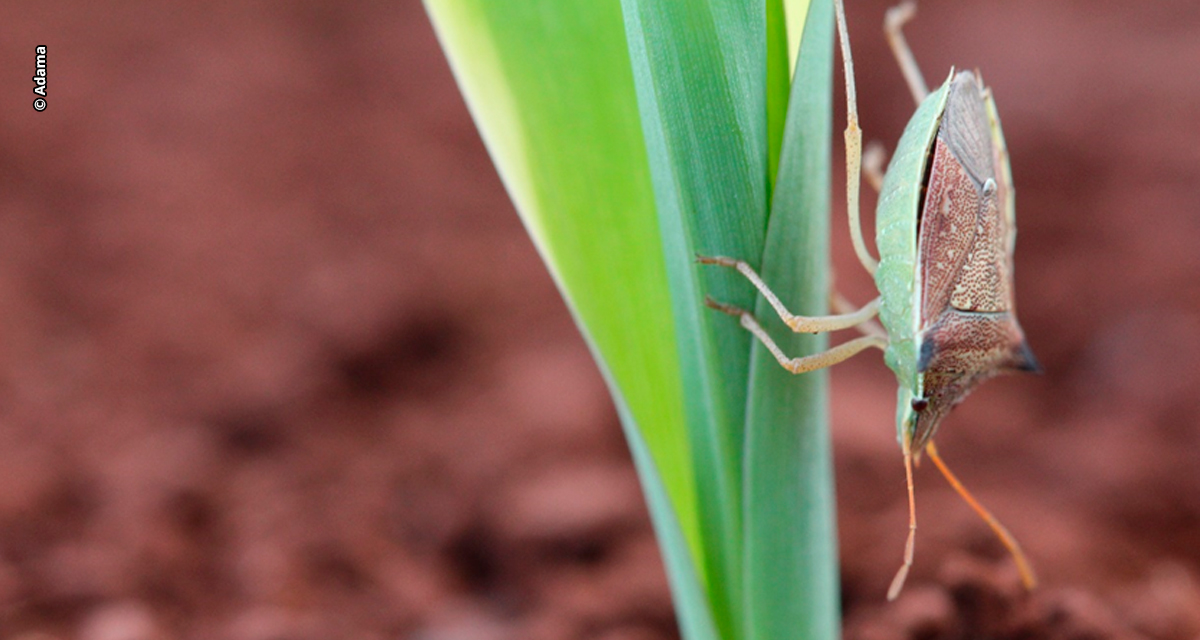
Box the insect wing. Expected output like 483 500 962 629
921 72 1009 320
910 71 1034 449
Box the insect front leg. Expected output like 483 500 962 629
704 298 886 375
834 0 878 276
698 254 881 334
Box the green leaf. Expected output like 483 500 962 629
620 1 775 635
784 0 815 73
617 400 721 640
767 0 789 196
427 0 843 637
422 0 706 604
742 2 840 638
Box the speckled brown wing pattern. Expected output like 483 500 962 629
918 73 1014 324
917 138 979 323
947 178 1011 314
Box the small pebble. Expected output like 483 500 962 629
78 601 163 640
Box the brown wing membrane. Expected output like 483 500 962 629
938 71 994 187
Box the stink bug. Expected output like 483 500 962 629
698 0 1039 600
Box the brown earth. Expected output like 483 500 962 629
0 1 1198 638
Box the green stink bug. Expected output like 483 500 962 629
698 0 1039 600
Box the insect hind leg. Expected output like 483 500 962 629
885 1 930 105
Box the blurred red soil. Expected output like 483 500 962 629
0 1 1198 638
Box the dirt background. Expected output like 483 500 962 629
0 1 1197 639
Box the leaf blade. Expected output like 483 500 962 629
743 1 841 638
620 1 774 635
423 0 705 605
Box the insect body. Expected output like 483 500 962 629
878 69 1039 455
698 1 1038 600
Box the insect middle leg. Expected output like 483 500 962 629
832 289 886 339
705 298 886 375
862 141 888 194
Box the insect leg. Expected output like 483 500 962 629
925 442 1038 591
832 290 887 339
705 298 885 374
862 141 888 194
887 433 918 600
834 0 879 276
698 255 881 333
884 1 930 105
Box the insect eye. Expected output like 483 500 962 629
911 397 929 412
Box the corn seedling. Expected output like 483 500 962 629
700 0 1039 601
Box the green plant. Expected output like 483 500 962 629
423 1 838 637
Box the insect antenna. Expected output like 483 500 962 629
924 441 1038 591
887 435 919 601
